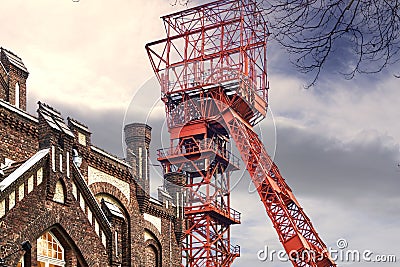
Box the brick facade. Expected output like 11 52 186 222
0 48 182 267
0 48 28 111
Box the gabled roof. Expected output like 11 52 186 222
38 102 75 138
0 47 28 73
0 148 49 191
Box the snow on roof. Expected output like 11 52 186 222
90 146 131 168
103 200 125 219
68 118 90 133
38 102 74 138
40 112 61 131
72 162 111 227
0 99 38 123
1 47 28 73
149 197 163 206
0 148 49 191
54 117 75 137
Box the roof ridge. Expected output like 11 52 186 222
38 101 62 116
38 101 75 138
90 145 129 167
0 47 28 73
1 47 23 60
67 117 90 132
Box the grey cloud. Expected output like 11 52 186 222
224 121 400 266
24 67 399 267
273 123 400 201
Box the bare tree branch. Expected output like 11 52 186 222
261 0 400 86
169 0 189 6
170 0 400 86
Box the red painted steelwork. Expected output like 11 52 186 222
146 1 335 266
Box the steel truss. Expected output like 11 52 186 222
147 0 335 266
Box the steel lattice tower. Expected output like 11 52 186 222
146 0 336 266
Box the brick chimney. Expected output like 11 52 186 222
124 123 152 194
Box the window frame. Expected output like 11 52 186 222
37 231 66 267
15 82 20 108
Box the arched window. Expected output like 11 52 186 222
15 82 20 108
53 180 65 203
37 231 65 267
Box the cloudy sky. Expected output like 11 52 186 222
2 0 399 266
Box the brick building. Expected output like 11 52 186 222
0 47 183 267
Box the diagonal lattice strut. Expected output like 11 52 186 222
219 105 335 267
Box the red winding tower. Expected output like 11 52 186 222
146 0 336 266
